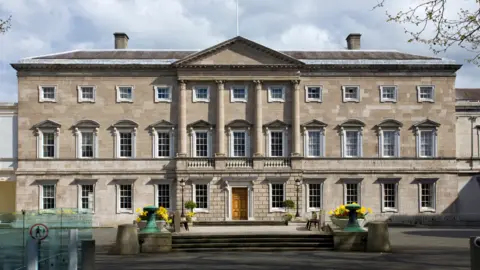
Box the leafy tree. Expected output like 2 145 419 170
374 1 480 64
0 16 12 34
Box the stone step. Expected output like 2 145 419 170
172 237 333 244
193 221 286 226
172 233 330 239
172 241 333 249
172 246 333 252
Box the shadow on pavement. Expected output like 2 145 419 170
402 230 480 238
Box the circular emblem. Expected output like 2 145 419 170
29 223 49 241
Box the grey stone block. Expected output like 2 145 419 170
367 221 392 252
109 224 139 255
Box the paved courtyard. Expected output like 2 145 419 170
94 226 479 270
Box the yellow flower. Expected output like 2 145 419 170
352 202 357 205
345 209 350 213
340 205 346 210
135 208 142 213
367 208 372 213
328 210 333 215
136 217 142 223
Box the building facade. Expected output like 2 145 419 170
0 103 17 214
11 33 466 226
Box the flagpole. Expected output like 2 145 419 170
236 0 239 36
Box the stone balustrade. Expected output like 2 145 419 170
186 158 215 168
225 158 254 168
264 158 292 168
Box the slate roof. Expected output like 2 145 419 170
456 88 480 101
31 50 439 61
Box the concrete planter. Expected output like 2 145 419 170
330 216 365 229
137 220 168 230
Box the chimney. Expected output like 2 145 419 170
346 33 361 50
114 32 129 49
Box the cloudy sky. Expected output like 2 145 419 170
0 0 478 102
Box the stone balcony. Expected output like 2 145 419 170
15 157 458 175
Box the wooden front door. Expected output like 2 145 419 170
232 188 248 220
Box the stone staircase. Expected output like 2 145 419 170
171 233 334 252
193 220 285 226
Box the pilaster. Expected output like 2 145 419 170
254 80 263 157
216 80 226 157
291 80 301 156
178 80 187 157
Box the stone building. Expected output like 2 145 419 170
11 32 465 226
0 103 17 214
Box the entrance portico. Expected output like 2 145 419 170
223 177 256 221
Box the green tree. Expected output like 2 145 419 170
374 1 480 64
0 15 12 34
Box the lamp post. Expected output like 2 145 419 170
295 178 301 218
180 179 185 218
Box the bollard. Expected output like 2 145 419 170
174 210 181 232
26 238 38 270
68 229 78 270
81 240 96 270
471 236 480 270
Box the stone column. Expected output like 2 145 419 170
291 80 301 156
178 80 187 157
254 80 263 156
216 80 225 156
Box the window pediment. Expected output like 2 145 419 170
412 119 440 129
188 120 215 129
339 119 365 128
111 119 138 129
225 119 253 129
148 120 175 130
32 120 61 130
263 119 290 129
376 119 403 129
73 120 100 129
301 119 328 129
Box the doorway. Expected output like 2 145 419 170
232 187 248 220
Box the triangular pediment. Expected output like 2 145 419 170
148 120 175 130
32 119 61 129
377 119 403 128
225 119 253 129
263 119 290 129
339 119 365 127
112 119 138 128
73 119 100 128
187 120 215 129
412 118 440 128
173 36 304 66
301 119 328 129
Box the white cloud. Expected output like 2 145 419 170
0 0 478 103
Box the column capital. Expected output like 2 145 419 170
291 80 300 87
178 80 187 85
215 80 225 85
253 80 263 85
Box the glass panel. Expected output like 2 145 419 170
308 183 322 208
195 184 208 209
81 87 94 99
383 183 396 208
308 131 321 157
232 132 246 157
195 132 208 157
232 87 246 99
271 184 284 208
420 131 434 157
270 88 284 99
196 88 208 99
157 132 171 157
81 185 94 210
157 184 170 209
270 132 283 157
421 183 433 208
119 132 133 157
156 87 170 99
419 87 433 99
81 132 94 158
383 131 396 157
43 133 55 158
345 183 358 204
119 185 132 210
42 185 55 209
345 131 359 157
344 87 358 99
307 87 321 99
119 87 132 99
382 87 396 99
42 87 55 99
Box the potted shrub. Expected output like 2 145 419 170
135 206 172 230
282 200 295 225
328 202 372 229
184 200 197 226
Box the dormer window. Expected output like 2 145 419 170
339 119 365 158
33 120 61 159
111 120 138 158
342 86 360 102
116 86 134 102
39 86 57 102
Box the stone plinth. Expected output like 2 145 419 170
139 232 172 253
331 225 368 251
367 221 391 252
109 224 139 255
